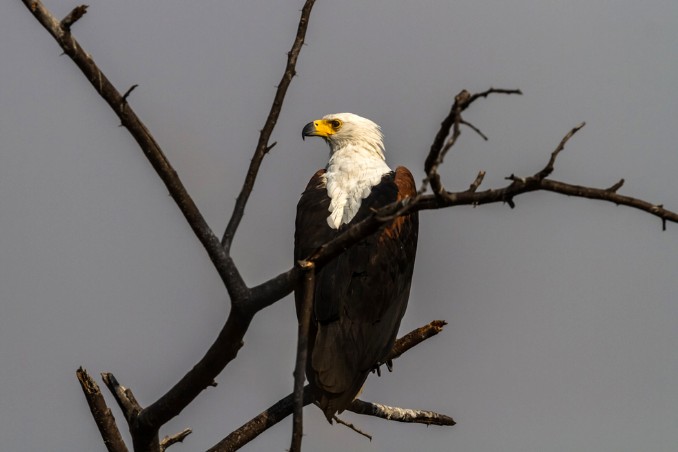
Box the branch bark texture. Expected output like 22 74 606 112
76 368 128 452
209 320 449 451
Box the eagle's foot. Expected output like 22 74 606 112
371 359 394 377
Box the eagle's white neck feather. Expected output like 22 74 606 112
321 114 391 229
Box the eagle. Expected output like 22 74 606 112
295 113 419 421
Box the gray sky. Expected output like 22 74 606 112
2 1 678 451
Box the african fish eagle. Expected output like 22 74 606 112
295 113 419 421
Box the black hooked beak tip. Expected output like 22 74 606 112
301 121 316 141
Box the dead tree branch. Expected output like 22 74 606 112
208 388 313 452
347 400 456 426
59 4 87 31
101 373 142 424
222 0 316 252
21 0 246 301
101 373 161 452
384 320 447 363
76 368 128 452
21 1 316 449
422 88 523 195
211 320 448 451
159 428 192 451
332 416 373 441
291 262 316 452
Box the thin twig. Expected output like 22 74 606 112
121 84 138 104
467 87 523 104
333 416 372 441
606 178 625 193
384 320 447 362
461 119 488 141
60 4 88 31
467 171 486 193
160 428 192 451
101 373 141 423
422 87 521 194
536 122 586 179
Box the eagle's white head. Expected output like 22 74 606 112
302 112 386 160
302 113 392 228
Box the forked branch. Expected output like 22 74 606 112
21 1 317 449
290 262 316 452
21 0 246 300
76 368 128 452
209 320 449 451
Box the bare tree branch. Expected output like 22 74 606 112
290 262 316 452
211 320 448 451
460 119 488 141
384 320 447 363
333 416 373 441
21 0 247 300
208 387 312 452
101 373 161 452
101 373 142 423
222 0 316 252
347 400 456 426
137 308 251 434
467 171 486 193
59 4 87 31
535 122 586 180
76 368 128 452
159 428 192 451
423 88 522 195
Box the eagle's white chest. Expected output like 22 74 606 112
323 146 391 229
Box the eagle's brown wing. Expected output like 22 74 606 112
294 167 418 421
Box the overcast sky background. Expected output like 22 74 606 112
2 1 678 451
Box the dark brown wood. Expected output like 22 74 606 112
60 4 88 31
208 387 312 452
290 263 315 452
159 428 192 451
21 0 247 301
138 308 252 432
222 0 317 252
211 320 448 451
76 368 129 452
385 320 447 362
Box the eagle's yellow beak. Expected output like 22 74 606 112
302 120 334 140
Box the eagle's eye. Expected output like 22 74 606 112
330 119 342 129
